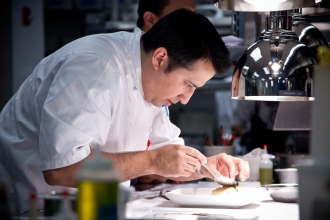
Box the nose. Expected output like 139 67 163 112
178 89 195 105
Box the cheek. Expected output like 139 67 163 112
168 83 184 95
160 76 184 96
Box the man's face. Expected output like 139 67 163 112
145 59 216 107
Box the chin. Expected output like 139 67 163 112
154 103 163 107
149 100 163 107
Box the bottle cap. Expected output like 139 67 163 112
29 191 36 201
262 144 268 155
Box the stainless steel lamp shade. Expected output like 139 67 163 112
215 0 318 12
232 39 317 101
291 12 329 55
231 12 319 101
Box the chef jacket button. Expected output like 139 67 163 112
130 123 132 126
149 127 152 132
133 87 137 91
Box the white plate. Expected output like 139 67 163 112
165 187 263 208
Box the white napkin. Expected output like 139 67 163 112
126 197 165 219
126 183 195 218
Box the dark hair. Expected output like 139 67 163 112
141 9 231 75
136 0 170 28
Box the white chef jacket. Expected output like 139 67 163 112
0 30 183 215
133 26 142 33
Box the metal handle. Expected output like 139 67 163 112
201 163 217 179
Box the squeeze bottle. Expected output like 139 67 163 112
29 191 38 220
259 146 273 185
52 190 77 220
76 147 123 220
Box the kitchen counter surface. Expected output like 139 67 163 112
126 181 299 220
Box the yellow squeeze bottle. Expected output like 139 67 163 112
76 147 122 220
259 145 273 185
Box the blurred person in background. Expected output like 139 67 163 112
135 0 196 33
232 101 290 155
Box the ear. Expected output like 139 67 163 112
151 47 168 71
143 11 158 31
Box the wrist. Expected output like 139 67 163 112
146 149 158 175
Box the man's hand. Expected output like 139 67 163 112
151 144 207 178
205 153 250 181
42 145 207 187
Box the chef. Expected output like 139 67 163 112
0 9 250 215
133 0 195 185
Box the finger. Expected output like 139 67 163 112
218 166 230 177
205 158 223 177
185 157 202 171
216 154 236 179
169 152 199 174
182 169 194 177
204 155 227 178
233 158 250 181
171 169 194 178
242 160 250 180
185 146 207 164
183 161 199 173
232 157 244 179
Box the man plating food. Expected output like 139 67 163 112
0 9 250 215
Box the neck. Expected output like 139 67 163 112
141 25 149 32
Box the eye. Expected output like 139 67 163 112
186 82 193 88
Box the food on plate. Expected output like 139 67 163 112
211 186 243 195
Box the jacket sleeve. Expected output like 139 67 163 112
39 54 118 171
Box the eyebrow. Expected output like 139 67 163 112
188 81 200 88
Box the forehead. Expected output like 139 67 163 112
161 0 196 16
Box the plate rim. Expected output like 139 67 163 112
165 187 263 208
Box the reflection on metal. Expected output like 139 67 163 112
232 12 318 101
291 11 330 55
214 0 317 12
301 6 330 15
